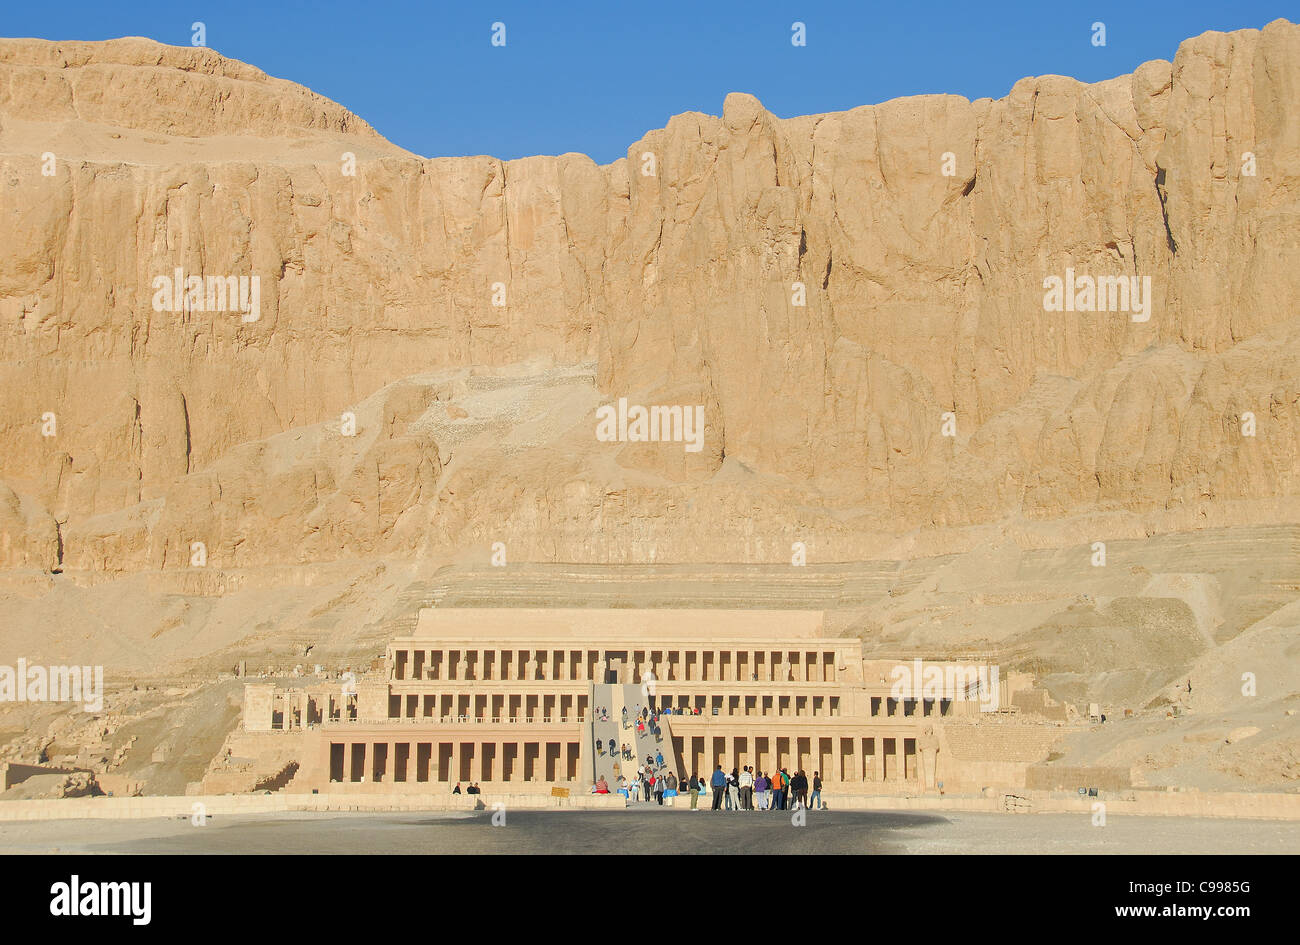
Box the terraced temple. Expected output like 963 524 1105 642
239 608 1065 795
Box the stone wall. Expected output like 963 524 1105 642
1025 764 1133 792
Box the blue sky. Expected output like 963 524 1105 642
5 1 1294 163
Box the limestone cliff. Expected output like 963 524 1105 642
1 22 1298 573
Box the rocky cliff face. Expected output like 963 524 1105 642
1 22 1298 573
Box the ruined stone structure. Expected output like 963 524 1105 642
241 609 1056 794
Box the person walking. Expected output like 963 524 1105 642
655 749 664 768
688 773 699 810
810 771 823 810
654 775 665 805
710 764 727 810
792 770 809 810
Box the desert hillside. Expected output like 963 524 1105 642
0 24 1297 793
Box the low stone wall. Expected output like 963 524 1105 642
1025 764 1132 792
1027 790 1300 821
0 788 1293 821
811 790 1300 820
0 790 627 821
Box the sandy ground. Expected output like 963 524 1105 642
0 809 1296 855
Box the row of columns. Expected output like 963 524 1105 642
869 697 952 719
643 694 952 720
648 692 844 718
391 691 586 722
329 739 581 785
384 692 953 722
675 734 919 783
272 691 354 729
391 647 842 684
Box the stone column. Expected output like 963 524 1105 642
919 727 939 790
429 742 442 784
319 732 332 785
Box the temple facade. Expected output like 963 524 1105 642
241 608 1055 795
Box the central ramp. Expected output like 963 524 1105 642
589 683 684 797
590 683 627 790
622 683 682 783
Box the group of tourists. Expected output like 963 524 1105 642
701 766 822 811
596 764 825 812
620 767 679 803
